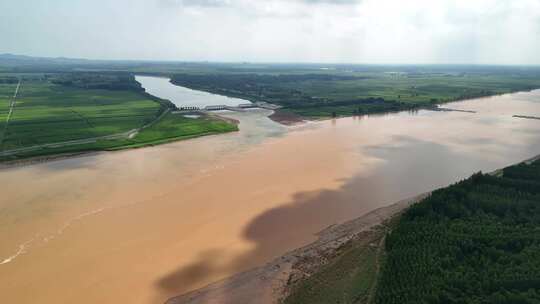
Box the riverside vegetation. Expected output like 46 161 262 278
3 54 540 119
284 158 540 304
374 159 540 304
0 72 237 162
168 65 540 118
2 54 540 160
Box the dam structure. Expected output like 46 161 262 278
176 102 281 112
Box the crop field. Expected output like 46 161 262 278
169 66 540 118
4 60 540 120
0 72 239 162
0 80 161 150
127 112 237 146
276 74 539 103
0 112 238 161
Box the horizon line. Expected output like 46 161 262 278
2 52 540 68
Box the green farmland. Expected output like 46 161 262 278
0 74 238 162
169 66 540 118
1 80 160 150
124 112 237 147
2 57 540 161
0 112 237 161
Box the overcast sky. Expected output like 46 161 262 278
1 0 539 64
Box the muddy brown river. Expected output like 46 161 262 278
1 78 540 303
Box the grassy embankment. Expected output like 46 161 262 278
284 158 540 304
169 67 540 118
283 226 388 304
0 73 237 162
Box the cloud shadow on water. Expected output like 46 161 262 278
155 136 499 301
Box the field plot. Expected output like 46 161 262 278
126 112 238 146
0 112 238 161
0 83 17 130
170 67 540 118
1 80 161 150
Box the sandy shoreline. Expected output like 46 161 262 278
166 152 540 304
2 86 540 304
0 150 107 170
165 192 430 304
267 110 306 126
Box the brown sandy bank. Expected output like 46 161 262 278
3 90 540 304
268 110 306 126
166 192 430 304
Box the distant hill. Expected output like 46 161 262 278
0 53 152 73
0 53 91 64
0 53 97 72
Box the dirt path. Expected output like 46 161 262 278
366 235 386 304
0 80 21 146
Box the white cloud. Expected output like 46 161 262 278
0 0 539 64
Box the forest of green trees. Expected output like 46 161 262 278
170 73 426 116
0 76 18 84
51 72 145 91
51 72 177 110
169 69 540 118
375 159 540 304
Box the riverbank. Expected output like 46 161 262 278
0 74 246 166
166 193 429 304
3 77 537 167
371 156 540 302
268 109 306 126
2 86 540 304
166 152 540 304
168 70 540 120
0 112 238 168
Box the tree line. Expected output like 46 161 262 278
375 159 540 304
